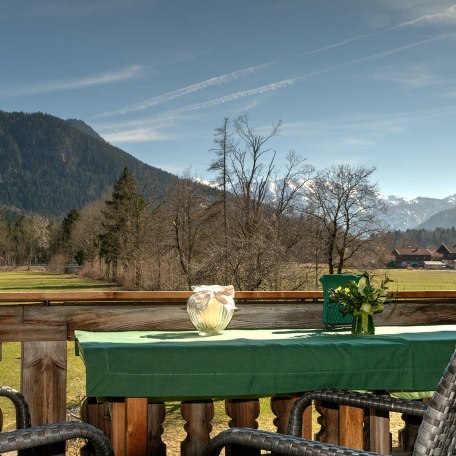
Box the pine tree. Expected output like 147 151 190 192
99 167 148 287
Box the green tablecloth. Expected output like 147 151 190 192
75 326 456 400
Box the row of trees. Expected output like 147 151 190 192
0 116 390 290
391 227 456 249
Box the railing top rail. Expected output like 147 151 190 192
0 289 456 303
0 290 322 302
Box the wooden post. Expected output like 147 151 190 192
80 398 112 456
271 396 312 438
21 340 67 456
226 398 260 456
112 400 126 456
315 400 339 444
181 400 214 456
148 402 166 456
369 407 390 453
111 398 148 456
339 405 364 450
126 398 148 456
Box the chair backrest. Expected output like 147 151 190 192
0 386 31 430
319 274 362 327
413 348 456 456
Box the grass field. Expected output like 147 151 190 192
0 270 118 292
1 268 452 451
368 268 456 291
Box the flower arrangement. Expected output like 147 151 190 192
329 272 392 334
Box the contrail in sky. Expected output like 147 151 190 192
98 31 455 142
96 63 272 117
98 5 455 122
395 4 456 28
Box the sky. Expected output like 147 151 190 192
1 0 456 199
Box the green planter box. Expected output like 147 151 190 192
320 274 363 327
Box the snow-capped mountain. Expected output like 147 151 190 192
195 174 456 231
383 194 456 231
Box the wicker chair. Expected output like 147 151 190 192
0 385 113 456
203 348 456 456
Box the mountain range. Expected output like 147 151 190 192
0 109 455 230
0 110 178 217
383 195 456 231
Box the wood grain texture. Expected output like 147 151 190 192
0 297 454 341
226 398 261 456
369 407 391 453
339 405 364 450
21 340 67 456
112 400 126 456
181 401 214 456
126 398 148 456
315 400 339 444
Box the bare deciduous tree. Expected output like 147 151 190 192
207 115 315 290
163 172 220 289
306 163 388 274
14 214 51 267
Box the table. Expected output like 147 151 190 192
75 326 456 455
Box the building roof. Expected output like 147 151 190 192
393 247 433 256
436 244 456 254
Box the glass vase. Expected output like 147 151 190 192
187 285 236 336
351 311 375 335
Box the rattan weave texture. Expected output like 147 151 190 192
0 385 113 455
0 421 113 455
288 389 426 436
0 385 31 430
203 348 456 456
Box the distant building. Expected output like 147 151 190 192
392 247 433 268
436 244 456 260
435 244 456 268
423 261 446 270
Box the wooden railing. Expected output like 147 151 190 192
1 290 456 455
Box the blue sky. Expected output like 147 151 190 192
1 0 456 199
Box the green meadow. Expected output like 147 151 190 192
0 270 118 292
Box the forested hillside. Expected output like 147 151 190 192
0 110 176 217
390 227 456 249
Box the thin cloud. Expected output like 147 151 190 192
283 105 456 139
96 63 272 118
373 65 437 88
1 65 142 97
342 138 375 147
103 127 165 143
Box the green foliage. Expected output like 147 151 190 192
99 167 149 286
329 271 391 316
0 110 176 217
